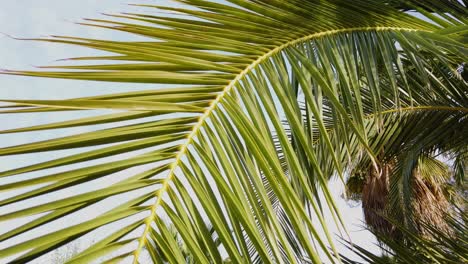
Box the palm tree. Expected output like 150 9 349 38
341 206 468 264
0 1 466 263
346 153 457 240
341 52 468 239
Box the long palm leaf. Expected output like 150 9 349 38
0 1 467 263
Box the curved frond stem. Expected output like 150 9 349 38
373 105 468 116
132 26 427 262
312 106 468 146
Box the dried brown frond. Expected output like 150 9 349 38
362 162 400 238
361 160 454 241
411 175 453 238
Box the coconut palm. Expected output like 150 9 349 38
0 1 467 263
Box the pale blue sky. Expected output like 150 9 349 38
0 1 378 263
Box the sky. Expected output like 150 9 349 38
0 1 378 263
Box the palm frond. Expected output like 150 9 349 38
0 0 467 263
341 208 468 264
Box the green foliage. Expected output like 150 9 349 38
341 208 468 264
0 1 467 263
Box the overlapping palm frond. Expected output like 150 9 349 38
341 207 468 264
0 0 467 263
287 27 468 241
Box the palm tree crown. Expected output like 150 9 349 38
0 1 466 263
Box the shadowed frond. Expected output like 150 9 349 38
341 207 468 264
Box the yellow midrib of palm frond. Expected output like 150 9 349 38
132 26 426 262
